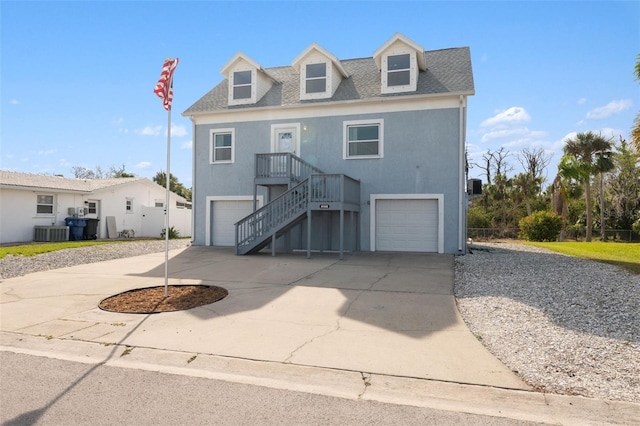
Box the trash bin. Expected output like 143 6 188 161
83 218 100 240
65 217 87 241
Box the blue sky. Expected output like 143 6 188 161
2 1 638 188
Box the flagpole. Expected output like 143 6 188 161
154 57 178 299
164 107 171 298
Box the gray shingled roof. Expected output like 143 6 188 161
0 170 146 193
183 47 474 115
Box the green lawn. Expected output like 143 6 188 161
522 241 640 275
0 240 145 259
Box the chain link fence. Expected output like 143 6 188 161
468 228 639 242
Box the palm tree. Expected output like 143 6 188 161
555 156 585 240
513 172 543 216
563 131 614 241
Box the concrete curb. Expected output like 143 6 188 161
2 332 638 426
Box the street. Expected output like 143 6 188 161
1 351 541 425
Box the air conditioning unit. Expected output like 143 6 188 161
34 226 70 242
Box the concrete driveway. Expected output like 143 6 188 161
1 246 526 389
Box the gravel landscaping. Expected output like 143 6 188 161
455 242 639 404
1 239 638 404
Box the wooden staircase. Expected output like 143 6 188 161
235 153 360 257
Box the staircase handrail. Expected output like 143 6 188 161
235 178 309 251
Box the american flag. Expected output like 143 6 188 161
154 57 179 111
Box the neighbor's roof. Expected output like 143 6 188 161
183 47 474 115
0 170 148 193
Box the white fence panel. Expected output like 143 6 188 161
141 206 191 238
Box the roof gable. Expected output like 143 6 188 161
291 42 349 78
373 33 427 71
220 52 277 82
0 171 186 201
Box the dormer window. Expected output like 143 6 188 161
232 70 252 100
221 52 277 106
387 54 410 86
381 50 416 93
293 42 348 101
305 63 327 94
373 33 427 95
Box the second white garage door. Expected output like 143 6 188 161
211 200 254 246
375 199 439 252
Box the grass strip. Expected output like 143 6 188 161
522 241 640 275
0 240 141 259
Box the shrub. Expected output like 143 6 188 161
518 211 563 242
633 217 640 234
160 226 180 239
467 206 492 228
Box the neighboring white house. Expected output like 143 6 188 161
0 171 192 244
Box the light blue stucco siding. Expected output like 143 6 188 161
192 106 464 253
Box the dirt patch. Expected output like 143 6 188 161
99 285 228 313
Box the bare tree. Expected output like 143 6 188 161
472 147 512 185
518 147 552 181
492 147 513 178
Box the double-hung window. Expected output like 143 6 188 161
343 119 384 159
36 194 54 215
125 198 133 213
232 70 252 100
210 128 235 164
387 54 411 87
305 63 327 94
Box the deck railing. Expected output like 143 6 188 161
255 153 323 183
309 174 360 205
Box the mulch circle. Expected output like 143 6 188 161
99 285 228 314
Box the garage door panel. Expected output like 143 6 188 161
375 199 438 252
211 200 254 246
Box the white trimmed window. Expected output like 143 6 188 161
232 70 252 99
305 63 327 94
343 119 384 159
381 52 417 94
210 128 235 164
125 198 133 213
36 194 54 215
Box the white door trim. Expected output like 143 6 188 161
370 194 444 253
205 195 263 246
270 123 301 155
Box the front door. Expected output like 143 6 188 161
275 128 297 155
270 123 300 177
271 124 300 155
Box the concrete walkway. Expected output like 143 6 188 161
2 246 638 425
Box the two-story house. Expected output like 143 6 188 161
183 33 474 257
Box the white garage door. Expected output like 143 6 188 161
211 200 254 246
375 199 438 252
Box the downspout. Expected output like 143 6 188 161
189 116 196 244
458 95 465 253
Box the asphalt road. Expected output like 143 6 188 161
0 351 543 426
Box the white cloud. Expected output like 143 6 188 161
577 98 587 105
135 161 152 169
170 124 188 137
9 99 20 105
136 125 162 136
59 158 71 167
586 99 633 119
481 53 489 62
481 107 531 127
180 140 193 150
479 128 547 144
38 149 57 156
